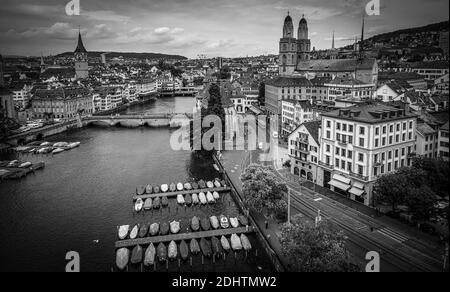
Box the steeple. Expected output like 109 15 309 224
359 16 365 59
283 12 294 38
75 28 87 54
332 31 335 49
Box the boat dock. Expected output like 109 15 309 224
115 226 255 249
132 186 231 201
0 162 45 181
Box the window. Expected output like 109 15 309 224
388 151 392 159
382 137 386 146
359 138 364 147
343 124 347 131
382 126 386 134
358 153 364 162
335 147 340 155
395 149 399 158
336 123 341 130
358 165 363 175
336 133 341 141
326 131 331 139
326 120 331 128
360 127 365 135
326 144 330 152
389 136 393 144
348 150 352 159
335 159 340 168
375 127 380 135
341 149 346 157
349 125 353 132
375 139 379 147
347 162 352 171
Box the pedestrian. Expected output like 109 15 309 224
265 220 269 229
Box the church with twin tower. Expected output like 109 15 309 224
279 13 311 76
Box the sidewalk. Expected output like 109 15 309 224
219 150 292 271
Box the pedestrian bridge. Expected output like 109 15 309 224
83 113 193 128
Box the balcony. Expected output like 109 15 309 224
407 152 417 158
373 159 383 167
297 148 310 155
336 139 348 146
349 171 369 182
319 161 334 169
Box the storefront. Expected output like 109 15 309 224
349 181 366 204
328 174 351 196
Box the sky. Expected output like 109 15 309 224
0 0 448 59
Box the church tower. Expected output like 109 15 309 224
297 15 311 61
279 13 297 75
74 29 89 79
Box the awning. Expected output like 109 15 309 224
329 179 351 191
349 187 365 197
353 181 365 190
332 174 351 185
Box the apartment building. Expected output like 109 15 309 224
288 120 321 182
438 122 449 161
317 103 417 206
415 123 438 158
281 99 317 136
324 77 375 103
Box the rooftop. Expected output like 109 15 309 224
297 58 376 72
265 76 313 87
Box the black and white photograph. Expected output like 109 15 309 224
0 0 449 276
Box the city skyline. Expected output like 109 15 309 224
0 0 449 58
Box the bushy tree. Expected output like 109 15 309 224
240 164 288 218
406 185 437 222
280 217 360 272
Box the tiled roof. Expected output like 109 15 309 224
297 58 376 72
265 76 313 87
417 123 436 136
411 61 449 69
321 102 416 124
327 77 371 86
441 121 449 131
303 120 321 145
33 87 91 100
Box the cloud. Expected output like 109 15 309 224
0 22 77 40
82 10 131 23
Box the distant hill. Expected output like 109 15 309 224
55 51 187 60
367 21 449 43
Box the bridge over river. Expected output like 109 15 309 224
83 113 194 128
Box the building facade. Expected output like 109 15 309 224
32 87 93 119
317 103 417 206
281 100 317 136
438 122 449 161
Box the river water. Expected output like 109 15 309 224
0 97 274 272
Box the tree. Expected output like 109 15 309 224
258 82 265 106
406 185 438 222
411 157 449 199
280 217 360 272
374 171 409 211
240 163 288 218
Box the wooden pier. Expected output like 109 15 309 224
132 187 231 201
115 226 255 248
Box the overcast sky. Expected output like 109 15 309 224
0 0 448 58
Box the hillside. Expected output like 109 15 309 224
367 21 449 43
55 51 187 60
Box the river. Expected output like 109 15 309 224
0 96 275 272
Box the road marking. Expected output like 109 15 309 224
378 228 409 243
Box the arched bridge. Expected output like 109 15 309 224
83 113 194 128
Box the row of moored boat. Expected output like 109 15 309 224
134 191 222 212
15 141 81 155
116 234 252 270
135 179 226 196
118 215 249 240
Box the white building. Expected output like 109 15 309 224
11 83 33 109
281 99 317 136
317 103 417 206
93 87 123 112
415 123 438 158
288 120 321 182
324 77 375 103
438 122 449 161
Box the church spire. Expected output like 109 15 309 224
75 28 87 53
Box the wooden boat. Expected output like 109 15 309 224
220 236 231 252
160 222 170 235
37 147 51 154
144 243 156 266
153 197 161 209
191 182 199 189
170 221 180 234
240 234 252 251
53 142 68 148
191 216 200 231
200 217 210 231
144 198 153 210
220 215 229 229
168 241 178 260
214 180 221 188
157 243 167 262
184 182 192 190
210 216 219 229
116 248 129 271
136 186 146 196
213 191 220 200
177 182 184 191
180 240 189 261
213 164 220 171
19 162 32 168
67 142 81 149
185 194 192 205
149 223 159 236
134 198 144 212
139 223 149 238
198 180 206 189
190 239 200 255
154 186 160 193
131 245 143 264
161 196 169 207
206 192 215 204
161 184 169 193
211 236 223 255
118 225 130 240
129 225 139 240
177 194 185 205
200 238 212 257
229 217 239 228
192 193 199 205
230 234 243 251
199 192 207 205
52 148 65 154
40 142 51 146
206 181 214 188
145 185 153 194
169 183 177 192
238 215 249 226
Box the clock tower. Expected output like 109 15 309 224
74 30 89 79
